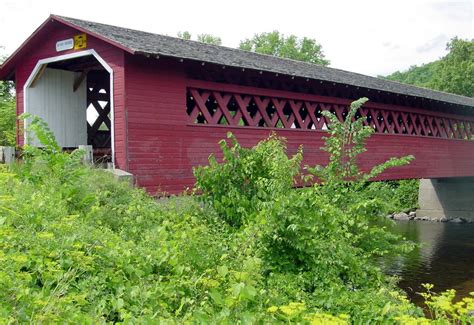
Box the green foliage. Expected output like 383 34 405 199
1 112 462 323
1 117 264 322
0 51 12 97
0 78 14 101
197 34 222 46
0 52 16 146
16 113 86 187
266 302 349 324
239 31 330 65
431 37 474 97
195 98 421 322
177 31 222 45
0 95 15 146
385 37 473 97
177 30 192 40
306 97 414 222
396 284 474 324
385 61 439 89
194 133 302 227
308 97 414 186
365 179 420 213
304 97 418 216
418 284 474 324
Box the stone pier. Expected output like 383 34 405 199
417 177 474 221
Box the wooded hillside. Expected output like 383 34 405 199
384 38 473 97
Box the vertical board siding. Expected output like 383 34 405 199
27 68 87 147
15 22 127 169
125 57 474 195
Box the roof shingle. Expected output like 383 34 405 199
44 15 474 108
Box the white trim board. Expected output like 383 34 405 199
23 49 115 168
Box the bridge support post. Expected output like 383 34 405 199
0 146 15 164
417 177 474 221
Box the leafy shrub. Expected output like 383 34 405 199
307 97 413 209
0 91 15 146
394 284 474 324
1 156 253 322
266 302 349 324
0 57 15 147
2 107 469 323
419 284 474 324
364 179 420 213
194 133 302 227
195 98 420 321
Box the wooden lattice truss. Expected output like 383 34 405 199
87 71 111 148
186 88 474 140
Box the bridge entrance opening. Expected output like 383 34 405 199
24 52 113 165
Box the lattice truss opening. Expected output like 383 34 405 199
186 88 474 140
86 70 111 148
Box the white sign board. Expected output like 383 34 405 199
56 38 74 52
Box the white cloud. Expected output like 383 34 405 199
0 0 472 76
416 34 449 53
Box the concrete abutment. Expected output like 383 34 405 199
417 177 474 221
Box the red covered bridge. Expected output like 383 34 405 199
1 15 473 204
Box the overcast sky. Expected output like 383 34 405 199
1 0 472 76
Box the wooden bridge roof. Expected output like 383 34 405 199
2 15 473 108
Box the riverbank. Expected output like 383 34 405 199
387 211 474 223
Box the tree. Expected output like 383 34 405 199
383 62 439 89
239 31 330 66
196 34 222 46
177 31 191 40
0 51 16 146
177 31 222 45
385 38 473 97
0 49 14 100
431 37 474 96
307 97 413 187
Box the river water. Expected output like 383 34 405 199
386 220 474 306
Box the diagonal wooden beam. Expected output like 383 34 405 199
235 95 254 126
190 89 212 124
381 110 395 133
304 102 320 129
73 70 88 92
289 100 308 129
273 98 293 128
254 97 272 127
214 92 233 125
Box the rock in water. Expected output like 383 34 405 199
414 216 429 221
450 217 466 223
393 212 410 221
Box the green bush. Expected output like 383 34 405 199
0 93 15 146
194 98 421 322
0 61 16 147
1 105 472 323
194 133 302 227
364 179 420 214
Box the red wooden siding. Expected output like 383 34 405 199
124 55 187 194
124 57 474 195
14 22 127 169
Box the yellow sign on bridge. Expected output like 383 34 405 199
74 34 87 50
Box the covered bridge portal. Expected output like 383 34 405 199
1 16 473 205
